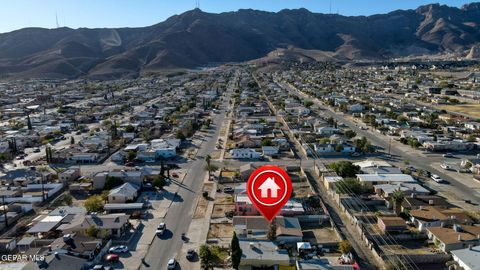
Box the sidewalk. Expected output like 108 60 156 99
178 174 218 270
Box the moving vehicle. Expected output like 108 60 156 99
105 254 119 262
108 245 128 254
171 172 179 178
442 153 454 158
125 162 135 167
431 174 444 183
156 223 166 236
440 163 451 170
167 258 177 269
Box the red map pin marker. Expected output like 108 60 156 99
247 165 292 222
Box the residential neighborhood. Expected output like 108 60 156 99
0 59 479 270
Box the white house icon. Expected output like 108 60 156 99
258 177 281 198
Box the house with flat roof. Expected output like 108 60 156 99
451 245 480 270
233 216 303 243
356 174 416 188
235 194 304 216
239 240 291 269
354 160 402 174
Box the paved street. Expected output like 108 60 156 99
139 87 232 270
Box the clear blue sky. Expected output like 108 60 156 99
0 0 473 33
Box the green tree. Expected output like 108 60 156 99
84 195 104 213
304 100 314 108
391 189 405 216
26 115 32 130
63 194 73 206
261 138 272 147
336 177 365 195
329 161 360 178
344 130 356 139
231 232 242 269
126 150 136 161
176 129 186 140
104 176 124 190
199 244 212 269
152 175 166 190
86 225 98 237
267 220 277 241
125 125 135 133
339 240 352 255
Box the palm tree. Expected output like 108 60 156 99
205 155 212 179
391 189 405 215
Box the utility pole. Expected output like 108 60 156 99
388 138 392 157
2 195 8 228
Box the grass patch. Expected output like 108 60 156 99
210 245 229 265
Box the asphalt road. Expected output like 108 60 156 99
140 91 231 270
278 80 480 205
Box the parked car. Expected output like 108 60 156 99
443 153 454 158
351 152 362 157
105 254 119 262
156 223 166 236
125 162 135 167
431 174 444 183
406 165 417 172
33 148 41 153
167 258 177 269
171 172 179 178
186 249 196 260
223 187 234 193
108 245 128 254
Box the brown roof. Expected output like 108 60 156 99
378 216 407 227
428 226 480 245
410 206 448 222
403 195 451 209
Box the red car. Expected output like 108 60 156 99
171 172 179 178
105 254 119 262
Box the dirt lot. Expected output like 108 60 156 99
440 104 480 118
303 225 341 245
293 183 314 198
208 223 234 239
212 204 235 218
193 183 213 219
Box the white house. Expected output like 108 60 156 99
108 183 139 203
315 127 339 136
262 146 279 157
230 148 261 159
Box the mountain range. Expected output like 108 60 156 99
0 2 479 79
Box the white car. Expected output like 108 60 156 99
440 164 451 170
167 258 177 269
108 245 128 253
442 153 454 158
156 223 166 236
431 174 444 183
